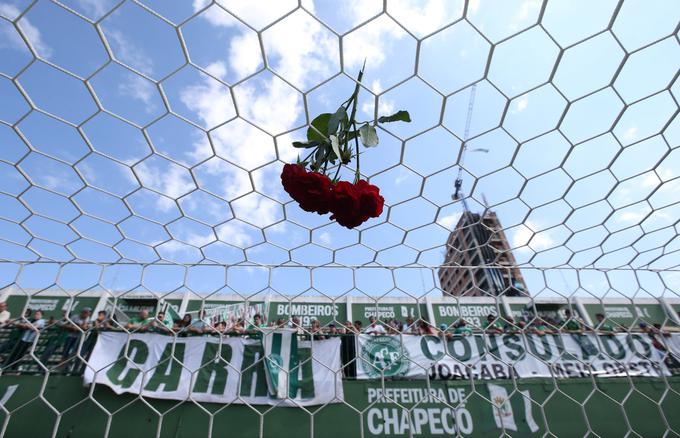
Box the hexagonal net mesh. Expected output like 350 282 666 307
0 0 680 437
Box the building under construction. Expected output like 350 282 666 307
439 211 528 297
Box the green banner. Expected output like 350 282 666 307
267 301 347 327
0 375 678 437
4 295 99 320
351 302 427 326
431 302 502 328
583 303 674 328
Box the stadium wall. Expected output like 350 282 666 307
1 375 679 437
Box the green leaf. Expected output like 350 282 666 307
292 140 319 149
377 110 411 123
307 113 331 142
327 106 347 136
329 135 342 161
359 123 379 147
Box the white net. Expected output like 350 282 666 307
0 0 679 437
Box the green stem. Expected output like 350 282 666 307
332 162 342 182
300 147 318 165
353 122 361 184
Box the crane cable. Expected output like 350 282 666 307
452 84 477 204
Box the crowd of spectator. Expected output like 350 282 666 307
0 301 678 374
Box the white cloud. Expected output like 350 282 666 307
72 0 117 19
172 230 215 248
215 0 300 29
0 4 52 58
228 30 262 80
622 126 638 140
190 4 261 81
437 212 462 229
216 220 255 248
106 30 153 75
0 3 22 19
387 0 464 37
618 210 647 224
20 19 51 57
211 119 276 170
197 157 252 200
179 63 237 128
514 95 529 112
512 221 555 252
118 75 157 113
261 9 339 89
361 96 395 119
134 160 196 211
231 193 282 228
317 231 332 245
233 76 302 134
343 15 405 71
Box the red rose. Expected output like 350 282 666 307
281 164 332 214
356 180 384 220
329 181 363 229
281 163 305 198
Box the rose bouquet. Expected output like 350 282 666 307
281 67 411 229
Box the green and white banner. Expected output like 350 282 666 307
262 329 298 399
84 332 343 406
357 333 678 380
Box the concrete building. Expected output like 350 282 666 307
439 211 528 297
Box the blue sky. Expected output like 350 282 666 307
0 0 679 301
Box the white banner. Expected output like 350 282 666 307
356 333 676 380
84 332 343 406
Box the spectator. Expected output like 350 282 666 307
174 314 193 336
93 310 110 330
0 309 32 359
248 314 267 331
5 309 45 370
61 307 92 372
595 313 615 334
563 309 583 333
364 316 386 335
275 318 286 328
231 318 245 335
77 311 110 372
531 318 553 336
149 311 173 334
39 313 69 368
386 320 399 334
503 317 516 333
216 321 228 335
189 310 211 334
485 314 504 335
640 323 665 350
353 320 363 334
439 323 452 340
126 310 150 332
326 324 339 336
0 301 10 326
343 321 356 334
417 319 437 336
309 319 325 340
453 320 472 336
246 313 267 339
402 317 418 334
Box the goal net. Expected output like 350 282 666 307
0 0 679 437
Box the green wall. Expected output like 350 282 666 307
1 375 678 437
